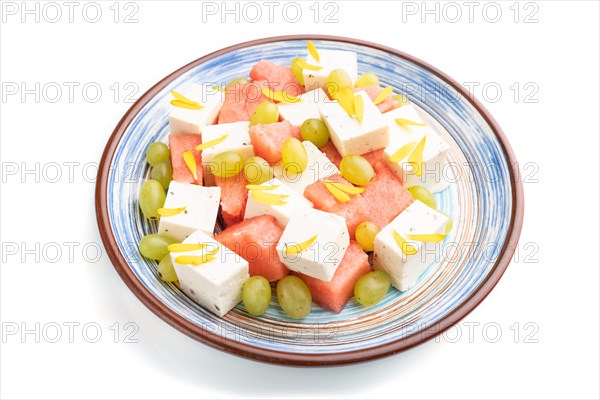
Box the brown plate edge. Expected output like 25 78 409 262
95 34 525 367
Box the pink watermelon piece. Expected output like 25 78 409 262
215 174 248 226
320 140 342 168
250 60 304 97
293 241 370 313
218 80 271 124
303 174 370 239
355 85 401 113
249 121 301 164
215 215 289 282
361 150 414 228
169 133 203 185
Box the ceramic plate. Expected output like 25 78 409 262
96 35 524 366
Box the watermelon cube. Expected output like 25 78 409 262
355 85 401 113
169 133 203 185
250 60 304 97
249 121 301 164
215 215 289 282
218 80 271 124
293 241 370 313
320 140 342 168
215 174 248 227
303 174 370 239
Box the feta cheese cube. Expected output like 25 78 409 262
383 105 451 193
168 84 223 135
373 200 449 291
274 141 339 194
278 88 330 126
158 181 221 241
277 208 349 282
244 178 313 227
201 121 254 185
171 230 249 317
302 50 358 91
319 91 389 156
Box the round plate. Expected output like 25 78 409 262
96 35 524 366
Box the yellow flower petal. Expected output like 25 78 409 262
307 40 320 62
170 99 203 110
182 150 197 180
245 184 280 191
374 86 393 105
261 87 301 103
194 134 228 151
389 141 417 164
406 233 445 242
392 230 418 256
324 180 365 194
395 118 426 127
407 136 427 176
284 234 318 255
250 190 288 205
157 207 187 217
170 90 193 102
333 87 356 116
354 94 364 124
168 243 207 252
175 255 216 266
296 58 322 71
323 181 350 202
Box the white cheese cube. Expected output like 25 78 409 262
201 121 254 185
244 178 313 227
319 91 389 156
302 50 358 91
168 84 223 135
276 208 349 282
273 141 339 195
278 88 331 126
171 230 249 317
158 181 220 241
383 105 450 193
373 200 449 291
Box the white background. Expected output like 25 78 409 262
1 1 599 399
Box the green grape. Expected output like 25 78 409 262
300 118 330 148
281 138 308 173
327 68 353 97
158 254 178 282
250 101 279 126
355 221 379 252
151 161 173 189
340 154 375 186
146 142 170 166
407 185 436 209
226 77 249 88
242 276 272 316
139 234 175 260
290 57 305 85
139 179 166 220
355 73 379 88
244 156 273 184
354 271 391 306
210 151 244 178
277 276 312 319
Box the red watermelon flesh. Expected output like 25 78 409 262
293 241 370 313
303 174 370 239
320 140 342 168
355 85 401 113
169 133 203 185
361 151 414 229
218 80 271 124
215 174 248 227
250 60 304 97
249 121 301 164
215 215 289 282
